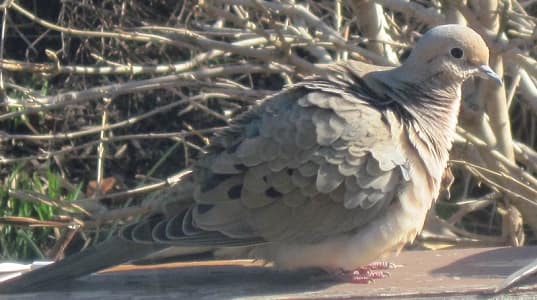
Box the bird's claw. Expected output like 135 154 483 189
362 261 400 270
328 261 399 283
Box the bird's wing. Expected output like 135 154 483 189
132 67 411 246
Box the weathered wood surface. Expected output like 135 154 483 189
3 246 537 299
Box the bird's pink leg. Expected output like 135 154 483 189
329 261 400 283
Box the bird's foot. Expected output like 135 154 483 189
329 261 400 284
363 261 399 271
332 268 389 283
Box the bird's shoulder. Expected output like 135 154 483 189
211 60 396 151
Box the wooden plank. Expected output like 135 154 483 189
3 246 537 299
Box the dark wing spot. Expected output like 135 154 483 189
227 184 243 199
197 204 215 214
265 187 283 198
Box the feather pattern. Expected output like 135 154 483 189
0 25 498 293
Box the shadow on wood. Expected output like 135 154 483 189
3 246 537 299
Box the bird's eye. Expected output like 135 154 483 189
450 47 464 59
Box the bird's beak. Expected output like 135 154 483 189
478 65 503 85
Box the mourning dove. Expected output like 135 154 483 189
0 24 501 293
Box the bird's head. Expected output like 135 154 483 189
401 24 502 86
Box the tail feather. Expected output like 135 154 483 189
0 237 163 294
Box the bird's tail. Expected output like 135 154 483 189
0 237 164 294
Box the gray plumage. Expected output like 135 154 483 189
0 24 502 293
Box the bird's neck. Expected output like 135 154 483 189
399 78 462 159
371 68 462 184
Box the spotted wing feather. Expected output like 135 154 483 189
124 77 411 245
